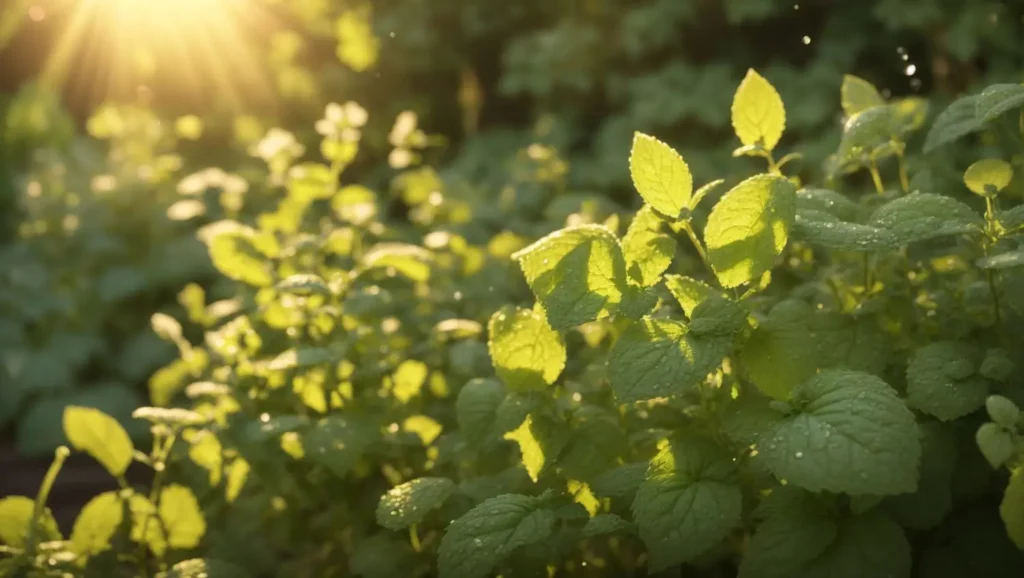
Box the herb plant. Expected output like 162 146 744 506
3 71 1024 578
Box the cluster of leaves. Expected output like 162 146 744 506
0 87 242 456
359 0 1024 193
5 68 1024 578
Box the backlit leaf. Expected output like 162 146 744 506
512 225 627 330
488 306 566 392
628 133 693 217
732 69 786 151
841 75 885 117
63 406 134 477
704 174 796 288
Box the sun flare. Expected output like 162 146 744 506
43 0 275 108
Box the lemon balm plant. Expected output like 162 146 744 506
4 72 1024 578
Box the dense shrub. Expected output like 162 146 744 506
3 0 1022 460
3 70 1024 578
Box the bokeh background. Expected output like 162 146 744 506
1 0 1023 525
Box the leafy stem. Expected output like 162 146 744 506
25 446 69 557
679 220 710 270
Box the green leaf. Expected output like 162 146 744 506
488 306 566 392
739 497 911 578
868 193 983 245
664 275 724 318
796 188 862 222
740 300 818 400
999 205 1024 231
756 370 921 495
0 496 60 548
70 491 123 556
622 205 677 286
964 159 1013 196
628 133 693 218
731 69 786 151
924 95 984 153
976 84 1024 123
275 273 332 296
794 209 898 252
512 225 627 330
977 251 1024 270
986 395 1021 428
363 243 433 282
335 5 379 72
977 423 1015 469
503 415 547 482
151 313 184 345
437 494 555 578
841 75 885 117
303 416 375 477
581 514 634 538
607 315 733 404
906 342 988 421
632 436 742 571
1000 467 1024 548
157 559 250 578
206 222 274 287
883 423 955 530
590 462 648 499
376 477 455 531
63 406 134 477
704 174 798 286
159 484 206 550
835 105 899 167
456 378 505 445
704 174 796 288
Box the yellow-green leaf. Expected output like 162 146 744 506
159 485 206 551
841 74 885 117
704 174 797 288
70 492 123 556
1000 467 1024 548
622 205 677 287
964 159 1014 196
504 415 546 482
628 133 693 218
488 306 566 392
63 406 134 477
731 69 786 151
512 225 627 330
0 496 60 548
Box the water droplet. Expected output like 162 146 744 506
905 64 917 76
795 451 804 458
802 36 812 45
473 538 483 546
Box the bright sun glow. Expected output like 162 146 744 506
44 0 274 108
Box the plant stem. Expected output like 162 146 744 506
681 222 711 270
409 523 422 552
868 161 885 193
895 151 910 193
765 150 779 175
987 268 1003 329
25 446 69 556
137 431 177 578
